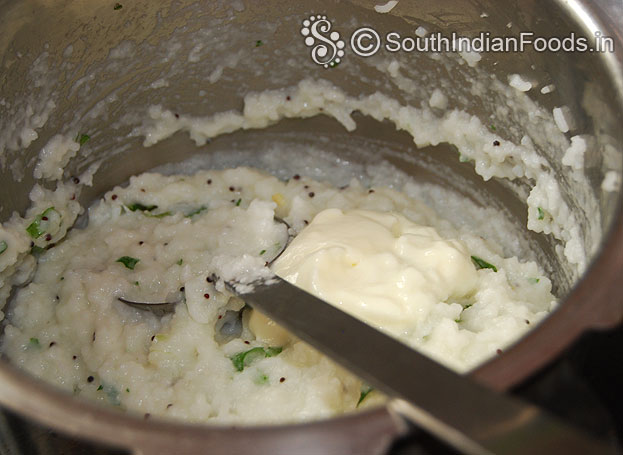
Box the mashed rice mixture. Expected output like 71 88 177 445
0 165 555 423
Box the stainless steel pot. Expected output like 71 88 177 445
0 0 621 454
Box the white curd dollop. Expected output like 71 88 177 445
273 208 478 338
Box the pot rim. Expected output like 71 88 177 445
0 0 622 452
0 147 620 454
0 359 408 454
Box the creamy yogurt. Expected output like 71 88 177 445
273 209 478 337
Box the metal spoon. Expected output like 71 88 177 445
235 278 613 455
118 222 612 454
117 297 178 317
117 217 292 316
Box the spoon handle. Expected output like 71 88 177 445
237 277 614 455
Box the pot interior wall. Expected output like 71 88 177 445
0 0 621 451
0 0 621 292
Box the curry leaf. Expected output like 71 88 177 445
185 206 207 218
116 256 140 270
231 346 282 372
471 256 498 272
357 385 374 407
26 207 59 239
75 133 90 145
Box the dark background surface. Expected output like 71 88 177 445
391 324 623 454
0 325 621 454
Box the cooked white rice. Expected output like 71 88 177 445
1 165 554 424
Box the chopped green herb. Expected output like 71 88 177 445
127 203 158 212
26 222 44 239
455 318 462 323
113 3 123 9
231 346 283 372
0 240 8 255
255 373 269 385
97 385 103 391
537 207 545 220
259 249 266 256
528 277 540 284
235 198 242 207
145 211 172 218
126 388 130 393
30 245 47 255
265 347 282 357
490 124 496 131
357 385 374 407
176 259 183 266
464 303 473 309
116 256 140 270
185 206 207 218
29 337 40 348
26 207 59 239
231 347 264 372
75 133 90 145
471 256 498 272
134 281 140 286
255 40 263 47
